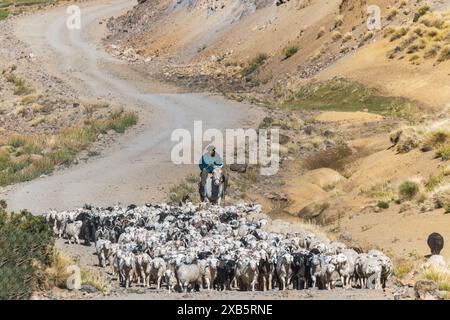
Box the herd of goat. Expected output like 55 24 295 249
44 203 392 292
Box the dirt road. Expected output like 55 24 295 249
2 0 262 213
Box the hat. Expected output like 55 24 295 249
206 144 216 152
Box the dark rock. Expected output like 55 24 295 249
80 284 97 294
229 163 247 173
279 133 290 145
264 192 288 202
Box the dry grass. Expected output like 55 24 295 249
334 15 343 28
393 258 414 279
360 180 396 202
436 145 450 161
45 251 111 294
168 178 197 204
421 266 450 291
392 120 450 154
390 27 408 41
4 72 34 95
342 32 353 43
316 27 325 39
386 8 398 21
437 46 450 62
0 110 138 186
387 10 450 64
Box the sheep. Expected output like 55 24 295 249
257 250 274 291
276 253 294 290
135 253 152 287
323 262 339 290
200 257 218 290
361 257 382 289
308 254 322 289
235 256 259 291
46 203 392 293
291 252 308 290
150 257 167 289
176 263 202 293
119 252 135 288
65 221 83 244
164 269 178 293
334 253 354 289
215 258 236 291
95 239 112 267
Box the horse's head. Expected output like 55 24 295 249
212 165 223 186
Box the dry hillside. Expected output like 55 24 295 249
106 0 450 289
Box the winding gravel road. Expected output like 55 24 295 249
2 0 262 213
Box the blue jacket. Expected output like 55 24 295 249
199 153 223 172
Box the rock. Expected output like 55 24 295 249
394 286 415 300
339 231 352 242
323 129 335 138
279 133 290 145
414 280 440 300
298 200 330 220
264 192 288 202
229 163 247 173
80 284 97 294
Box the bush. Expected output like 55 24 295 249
242 53 268 76
0 9 8 21
399 181 419 200
377 201 390 209
436 145 450 160
283 46 299 60
0 205 55 299
317 27 325 39
387 8 398 21
437 46 450 62
332 31 342 41
390 27 408 41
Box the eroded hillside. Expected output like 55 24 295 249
105 0 450 289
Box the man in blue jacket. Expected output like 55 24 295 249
199 145 225 196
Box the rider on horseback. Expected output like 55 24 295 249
199 144 227 197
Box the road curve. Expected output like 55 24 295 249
2 0 262 213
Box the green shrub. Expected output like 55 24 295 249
98 110 138 134
0 205 55 299
0 8 8 21
282 77 413 116
258 116 275 130
283 46 299 60
399 181 419 200
242 53 268 76
377 201 390 209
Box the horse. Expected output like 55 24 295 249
200 165 226 206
